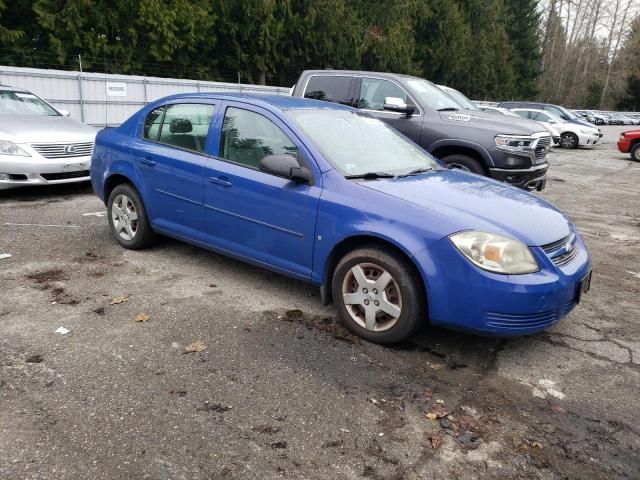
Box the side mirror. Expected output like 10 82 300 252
58 109 70 117
383 97 415 116
259 154 313 184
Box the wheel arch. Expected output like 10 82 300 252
102 162 147 207
430 141 492 173
320 234 429 316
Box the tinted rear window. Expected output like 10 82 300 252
304 76 352 105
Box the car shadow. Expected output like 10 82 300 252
0 181 93 202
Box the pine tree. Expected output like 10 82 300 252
503 0 541 99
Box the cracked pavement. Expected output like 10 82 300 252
1 126 639 479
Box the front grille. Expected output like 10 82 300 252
32 142 93 159
486 300 575 330
486 310 558 329
41 170 90 181
541 233 579 267
534 136 551 164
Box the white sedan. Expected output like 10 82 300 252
511 108 600 149
0 86 96 190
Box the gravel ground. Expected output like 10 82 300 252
1 125 639 479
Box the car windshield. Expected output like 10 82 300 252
287 109 440 176
0 90 60 116
440 86 478 110
404 79 461 111
552 105 578 121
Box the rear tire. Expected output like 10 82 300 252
631 143 640 162
441 154 485 175
560 132 579 149
107 183 156 250
332 246 426 344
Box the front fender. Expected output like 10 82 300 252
429 138 495 167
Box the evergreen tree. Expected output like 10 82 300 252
503 0 541 98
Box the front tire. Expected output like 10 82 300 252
332 246 426 344
107 183 156 249
560 132 579 149
631 143 640 162
441 154 485 175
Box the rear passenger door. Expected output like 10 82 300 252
136 101 218 241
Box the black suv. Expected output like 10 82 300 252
292 70 552 191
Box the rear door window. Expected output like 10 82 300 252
304 76 353 105
156 103 215 153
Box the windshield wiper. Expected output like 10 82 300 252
344 172 395 180
437 107 459 112
396 167 433 178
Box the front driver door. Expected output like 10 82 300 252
354 77 423 143
203 103 321 279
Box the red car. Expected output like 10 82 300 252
617 130 640 161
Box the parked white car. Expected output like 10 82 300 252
0 85 96 190
511 108 600 149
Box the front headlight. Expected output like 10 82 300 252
450 231 539 274
495 135 535 157
0 140 30 157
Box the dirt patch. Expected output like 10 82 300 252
25 269 79 305
26 268 68 284
275 309 359 344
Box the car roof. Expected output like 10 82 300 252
153 92 352 111
299 69 421 81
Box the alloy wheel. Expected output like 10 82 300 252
111 194 139 241
341 263 402 332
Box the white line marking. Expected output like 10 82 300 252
82 212 106 217
3 223 80 228
0 253 11 260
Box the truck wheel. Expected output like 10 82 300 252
560 132 579 149
441 154 485 175
107 183 156 250
631 143 640 162
332 246 425 344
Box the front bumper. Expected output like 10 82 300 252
578 132 600 146
414 232 591 336
617 139 631 153
489 163 548 192
0 148 91 190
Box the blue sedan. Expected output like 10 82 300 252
90 93 592 343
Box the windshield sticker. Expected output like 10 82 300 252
448 113 471 122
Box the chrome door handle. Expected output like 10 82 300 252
209 176 232 187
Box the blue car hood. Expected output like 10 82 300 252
360 170 570 246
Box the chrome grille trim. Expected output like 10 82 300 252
31 142 94 159
541 233 578 267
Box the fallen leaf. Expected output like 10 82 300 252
532 441 544 449
436 399 445 405
429 434 441 449
134 313 150 322
426 412 438 420
426 403 448 419
110 295 129 305
184 340 206 353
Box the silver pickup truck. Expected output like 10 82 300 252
292 70 552 191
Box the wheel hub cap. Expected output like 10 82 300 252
342 263 402 332
111 194 139 241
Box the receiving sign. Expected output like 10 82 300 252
106 82 127 97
